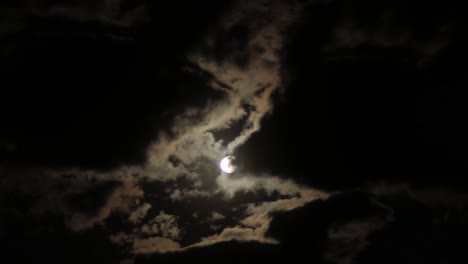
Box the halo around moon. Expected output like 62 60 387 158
220 156 237 174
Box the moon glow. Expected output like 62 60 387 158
220 156 237 174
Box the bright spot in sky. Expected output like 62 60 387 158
219 156 236 174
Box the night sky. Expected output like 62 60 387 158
1 1 468 263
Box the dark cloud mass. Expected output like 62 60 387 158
1 0 468 263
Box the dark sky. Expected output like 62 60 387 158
1 1 468 264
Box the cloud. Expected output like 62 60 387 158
0 0 330 258
180 173 329 249
187 0 303 153
187 225 277 249
168 188 212 201
78 1 323 254
319 0 455 66
53 1 319 251
140 211 181 240
24 0 306 186
215 172 329 204
129 203 152 224
132 237 181 254
0 0 149 29
0 167 141 231
66 180 144 231
369 182 468 209
142 1 305 177
187 214 275 248
110 211 183 254
210 212 226 221
323 199 394 264
107 171 329 254
264 191 396 264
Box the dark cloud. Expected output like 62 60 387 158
66 180 121 214
320 0 461 65
0 0 149 28
229 4 468 260
268 192 390 243
354 190 468 264
0 202 122 264
0 1 232 170
265 189 468 264
238 0 468 191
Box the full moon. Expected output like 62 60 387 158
219 156 237 174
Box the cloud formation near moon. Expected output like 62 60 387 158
0 0 328 256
